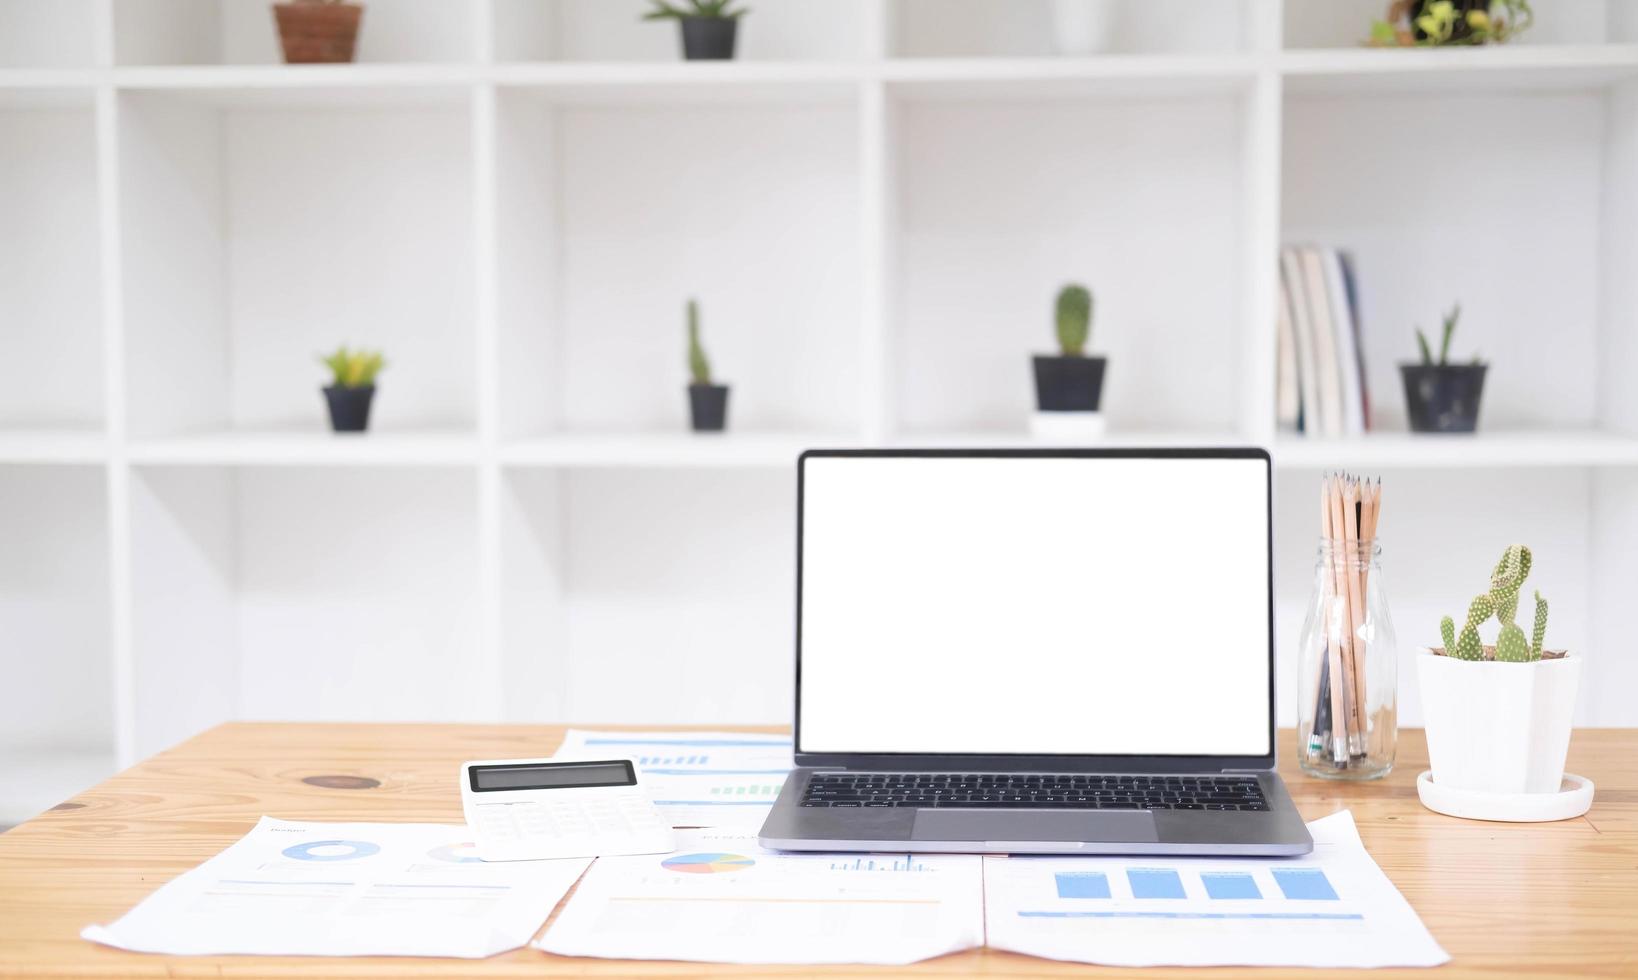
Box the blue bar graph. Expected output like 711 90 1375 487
1273 868 1339 901
1127 868 1186 899
827 857 930 872
1201 872 1262 900
1054 872 1111 899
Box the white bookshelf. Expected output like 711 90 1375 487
2 0 1636 823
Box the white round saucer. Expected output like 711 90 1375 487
1416 770 1594 823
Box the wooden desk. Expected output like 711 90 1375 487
1 724 1633 978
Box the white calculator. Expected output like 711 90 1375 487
460 757 676 862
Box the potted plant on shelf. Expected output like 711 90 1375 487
686 300 728 432
1400 304 1486 433
1369 0 1533 46
273 0 365 64
319 346 384 433
1031 283 1107 438
643 0 747 61
1417 545 1589 821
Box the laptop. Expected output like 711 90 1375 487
759 448 1312 856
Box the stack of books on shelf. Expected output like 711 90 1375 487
1277 244 1371 438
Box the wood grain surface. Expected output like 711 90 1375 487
1 723 1634 978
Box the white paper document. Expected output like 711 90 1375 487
553 729 793 830
984 810 1448 969
536 829 983 965
82 818 590 958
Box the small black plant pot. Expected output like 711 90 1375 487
323 385 376 433
679 16 737 60
689 384 729 432
1400 364 1487 433
1032 355 1107 412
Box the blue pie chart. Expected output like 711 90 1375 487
282 839 381 862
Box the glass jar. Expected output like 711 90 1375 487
1297 539 1397 779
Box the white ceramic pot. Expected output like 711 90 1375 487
1416 649 1580 794
1048 0 1117 55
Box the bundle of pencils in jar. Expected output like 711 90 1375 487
1300 472 1398 779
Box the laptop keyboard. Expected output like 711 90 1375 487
799 773 1269 811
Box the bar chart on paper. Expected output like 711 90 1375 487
984 812 1449 969
1037 864 1349 922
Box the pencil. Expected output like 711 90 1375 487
1342 476 1368 755
1320 474 1351 765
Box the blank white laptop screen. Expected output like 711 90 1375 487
798 454 1271 758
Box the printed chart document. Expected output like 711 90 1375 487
984 810 1448 969
553 729 793 830
537 829 982 965
82 818 590 958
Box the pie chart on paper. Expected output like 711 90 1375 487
661 852 756 874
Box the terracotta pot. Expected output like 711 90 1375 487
273 2 363 64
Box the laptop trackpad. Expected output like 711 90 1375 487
912 809 1158 843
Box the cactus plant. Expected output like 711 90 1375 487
1531 590 1549 659
686 298 711 386
1438 544 1550 663
1055 284 1092 357
1442 593 1493 662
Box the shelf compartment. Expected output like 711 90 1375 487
1282 87 1615 436
498 467 794 723
0 0 99 69
493 88 862 440
114 0 479 66
1271 467 1595 728
118 88 476 440
891 91 1251 437
0 100 104 432
128 465 484 758
0 466 114 823
490 0 876 64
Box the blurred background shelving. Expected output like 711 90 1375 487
1 0 1635 825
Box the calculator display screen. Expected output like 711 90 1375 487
469 760 636 792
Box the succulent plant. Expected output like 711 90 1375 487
643 0 747 20
686 298 712 386
1055 284 1093 357
319 346 385 388
1414 304 1481 367
1438 544 1550 663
